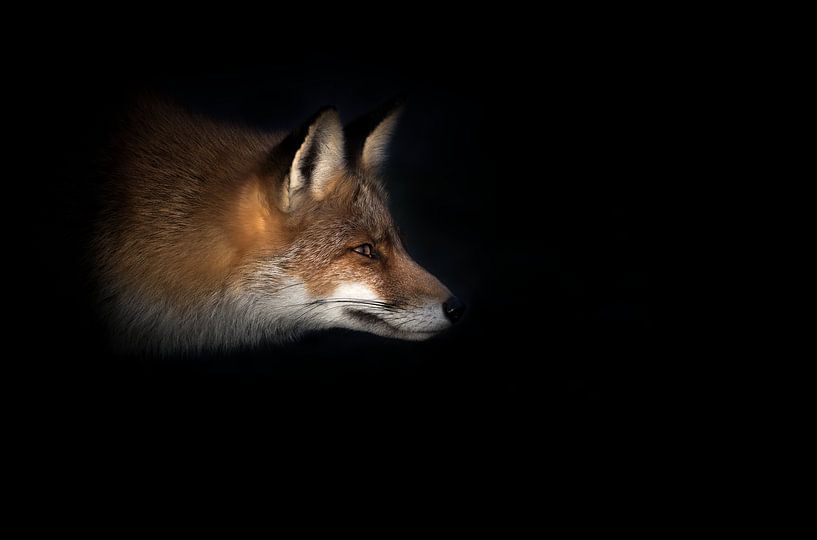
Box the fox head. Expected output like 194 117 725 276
238 101 465 342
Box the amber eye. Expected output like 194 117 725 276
352 243 376 258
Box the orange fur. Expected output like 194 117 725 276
94 97 457 352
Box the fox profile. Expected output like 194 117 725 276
94 98 464 354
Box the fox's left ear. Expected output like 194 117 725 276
345 98 404 171
269 107 346 213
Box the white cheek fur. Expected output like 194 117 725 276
327 282 381 302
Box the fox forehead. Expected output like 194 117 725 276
297 174 395 243
350 181 394 240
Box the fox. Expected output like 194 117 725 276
93 97 465 354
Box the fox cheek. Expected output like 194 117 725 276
328 282 382 302
289 255 385 302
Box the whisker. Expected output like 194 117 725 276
323 298 400 308
315 300 401 312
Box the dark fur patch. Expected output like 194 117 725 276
298 137 319 189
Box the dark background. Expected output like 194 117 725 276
24 23 667 446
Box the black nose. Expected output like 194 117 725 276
443 296 466 324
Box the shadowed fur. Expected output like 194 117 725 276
94 98 456 354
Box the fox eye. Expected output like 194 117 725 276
352 243 376 258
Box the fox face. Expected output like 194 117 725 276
96 99 464 353
262 181 458 341
246 103 464 341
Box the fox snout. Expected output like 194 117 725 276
287 237 464 341
343 262 465 341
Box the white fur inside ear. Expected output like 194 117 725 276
361 111 400 170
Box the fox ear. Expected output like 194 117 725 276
345 98 404 172
277 107 345 212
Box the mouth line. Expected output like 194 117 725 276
346 309 440 336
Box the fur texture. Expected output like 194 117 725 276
94 99 456 354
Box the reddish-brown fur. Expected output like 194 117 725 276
94 98 451 352
96 100 288 308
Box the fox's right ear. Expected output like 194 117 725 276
268 107 345 212
344 98 404 172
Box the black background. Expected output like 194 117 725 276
24 20 669 450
